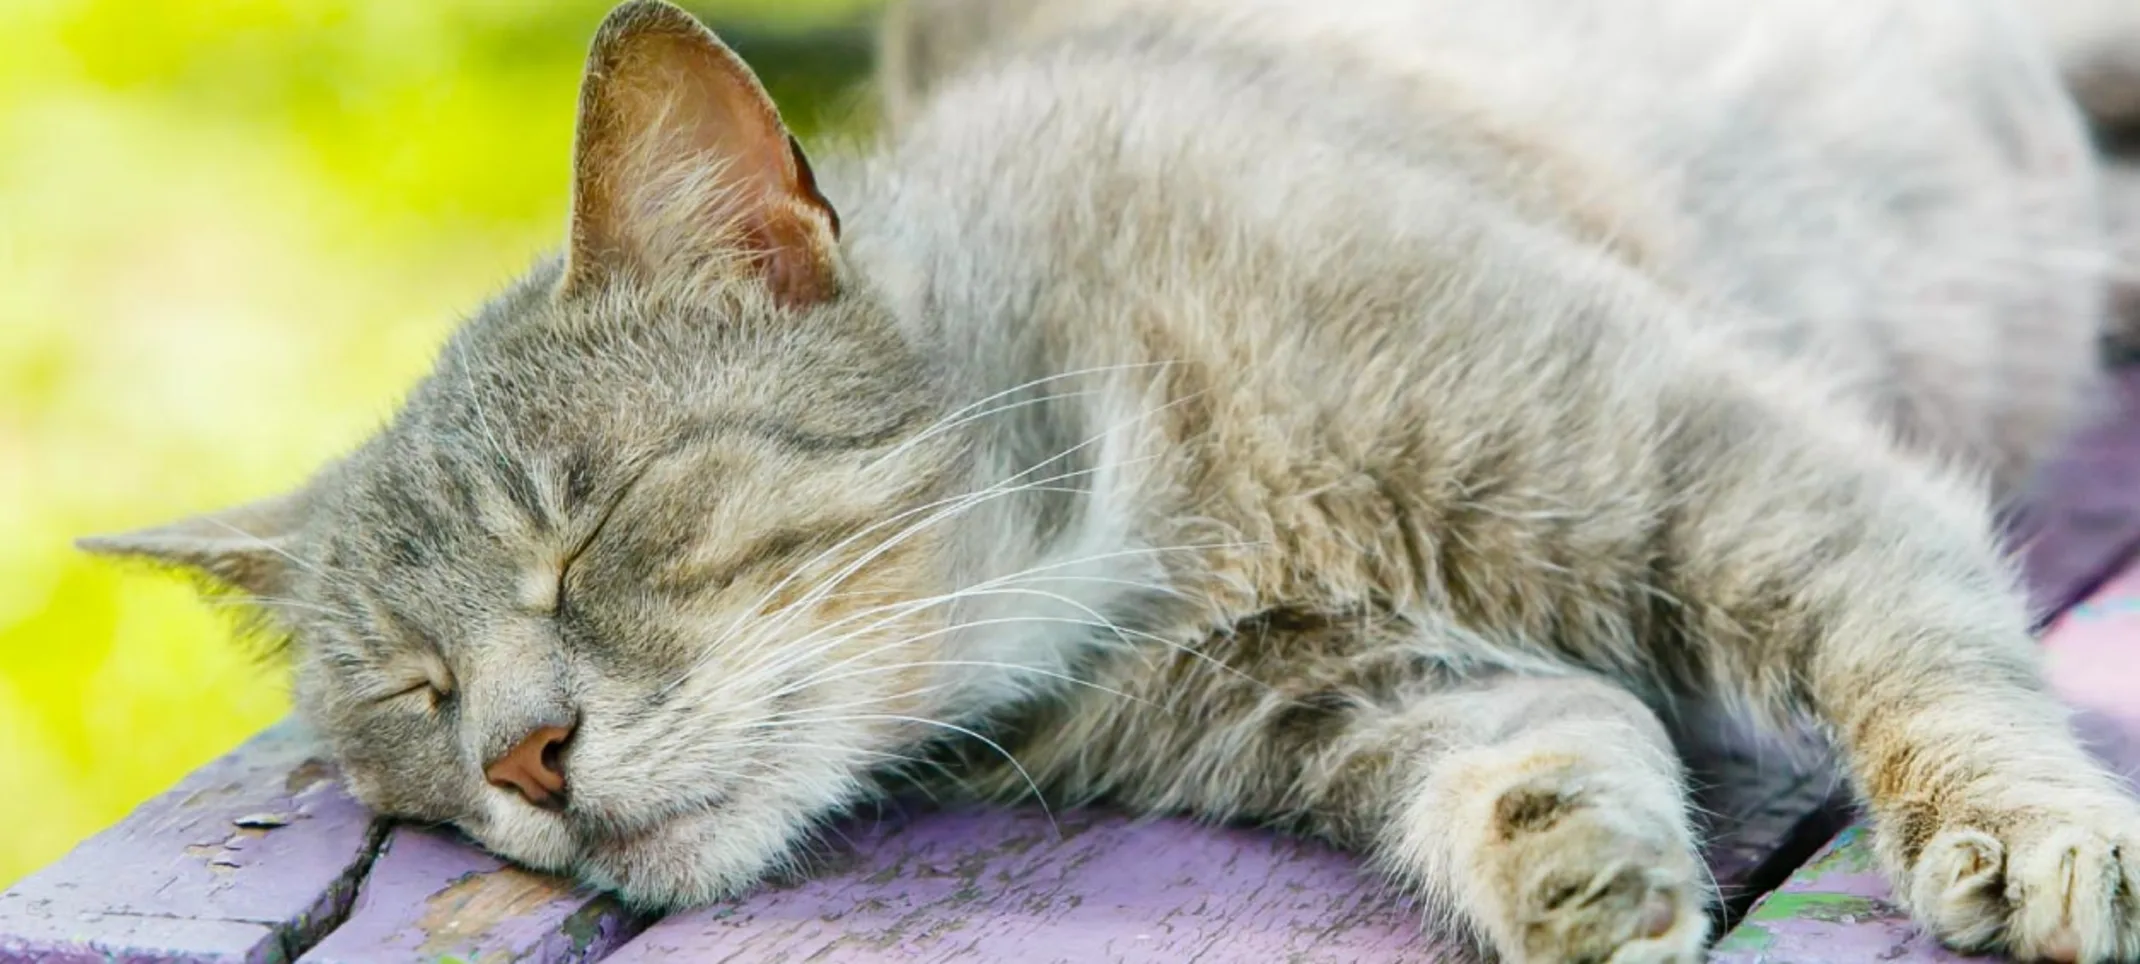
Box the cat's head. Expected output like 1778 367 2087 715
80 0 971 906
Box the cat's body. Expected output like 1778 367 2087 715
878 0 2112 503
84 1 2140 961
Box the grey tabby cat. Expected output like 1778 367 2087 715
82 0 2140 960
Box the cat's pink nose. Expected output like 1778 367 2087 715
486 723 574 811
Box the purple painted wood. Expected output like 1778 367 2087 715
297 826 644 964
0 722 381 964
1711 558 2140 963
0 726 1825 964
593 744 1833 963
604 808 1422 963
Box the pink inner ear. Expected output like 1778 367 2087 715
749 201 841 310
560 10 841 308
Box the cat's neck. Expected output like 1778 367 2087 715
912 371 1168 720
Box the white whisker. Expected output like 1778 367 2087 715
722 389 1212 672
868 360 1179 467
739 711 1056 834
198 517 324 578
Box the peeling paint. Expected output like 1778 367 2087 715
1793 828 1875 878
284 758 336 795
560 895 626 952
415 867 573 955
1712 921 1776 954
1744 892 1900 926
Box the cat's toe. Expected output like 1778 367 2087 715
1508 825 1708 964
1903 802 2140 963
1908 827 2010 951
2003 820 2140 963
1599 882 1708 964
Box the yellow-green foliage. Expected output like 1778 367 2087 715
0 0 874 888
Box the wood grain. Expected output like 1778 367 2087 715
596 741 1835 963
296 826 646 964
0 722 380 964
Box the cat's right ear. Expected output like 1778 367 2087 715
558 0 842 309
76 486 318 601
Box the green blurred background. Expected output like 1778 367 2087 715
0 0 882 888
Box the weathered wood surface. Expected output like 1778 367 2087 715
0 721 1834 963
0 721 646 964
296 826 643 964
0 724 379 964
599 746 1835 963
1712 557 2140 963
607 807 1425 963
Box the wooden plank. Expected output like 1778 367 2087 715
0 710 1832 964
604 808 1422 963
0 723 649 964
296 826 645 964
1711 555 2140 963
596 740 1834 963
0 721 382 964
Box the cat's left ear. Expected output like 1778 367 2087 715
559 0 841 308
76 487 318 600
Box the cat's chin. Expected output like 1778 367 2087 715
565 789 823 910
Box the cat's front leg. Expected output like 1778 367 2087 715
1662 387 2140 962
988 640 1709 962
1309 673 1711 964
1807 621 2140 962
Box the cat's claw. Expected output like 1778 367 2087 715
1902 797 2140 963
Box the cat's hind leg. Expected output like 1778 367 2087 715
1652 369 2140 962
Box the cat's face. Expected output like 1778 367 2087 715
295 275 966 904
81 0 966 906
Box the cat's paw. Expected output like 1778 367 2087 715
1512 858 1707 964
1899 796 2140 963
1488 787 1709 964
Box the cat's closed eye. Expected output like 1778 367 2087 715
370 652 455 709
546 464 646 616
378 679 447 707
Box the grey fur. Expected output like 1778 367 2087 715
83 1 2140 960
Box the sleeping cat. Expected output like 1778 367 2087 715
81 0 2140 960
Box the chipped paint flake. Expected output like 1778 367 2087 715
415 866 576 955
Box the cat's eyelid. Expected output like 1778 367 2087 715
420 649 456 697
543 461 653 614
362 645 455 706
370 677 442 706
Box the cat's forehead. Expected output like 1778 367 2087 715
431 270 839 425
299 259 949 586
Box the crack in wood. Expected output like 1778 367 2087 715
270 818 391 961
